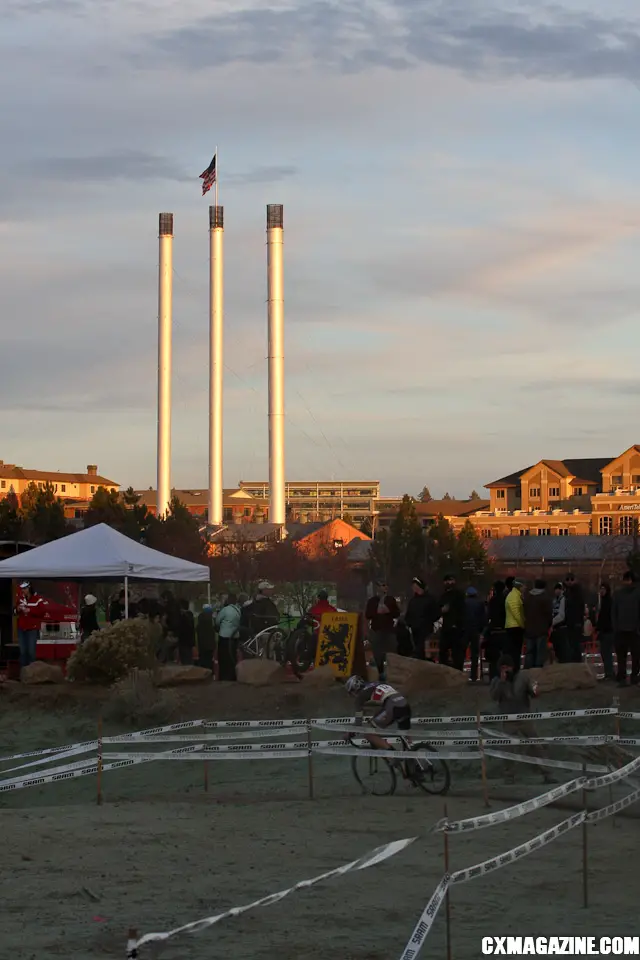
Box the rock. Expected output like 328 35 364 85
528 662 597 693
302 664 337 688
20 662 65 685
386 652 467 694
236 659 289 686
154 665 212 687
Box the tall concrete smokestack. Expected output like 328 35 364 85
157 212 173 519
208 205 224 526
266 204 285 527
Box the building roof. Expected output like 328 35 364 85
485 469 530 489
0 463 117 486
208 523 281 544
136 488 268 507
239 480 380 486
378 498 490 517
562 458 613 484
487 535 633 563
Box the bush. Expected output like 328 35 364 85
104 670 177 727
67 619 156 684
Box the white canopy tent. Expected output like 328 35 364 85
0 523 209 615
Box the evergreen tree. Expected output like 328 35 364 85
122 486 140 507
457 519 486 565
84 486 128 529
468 489 481 501
360 517 373 537
442 492 453 501
147 496 206 562
427 515 457 575
418 486 432 502
20 482 67 543
370 494 425 589
0 489 23 541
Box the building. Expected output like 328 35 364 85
238 480 379 526
376 498 490 531
0 462 118 502
288 518 371 559
135 487 269 523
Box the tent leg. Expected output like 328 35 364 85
207 582 211 605
124 576 129 619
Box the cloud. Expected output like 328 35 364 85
137 0 640 82
33 150 191 184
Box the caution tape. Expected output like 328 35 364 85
315 744 481 761
619 712 640 720
583 755 640 790
104 727 306 744
0 738 99 765
0 742 98 775
434 778 587 834
0 756 154 794
484 748 609 774
132 836 416 950
586 786 640 823
398 874 450 960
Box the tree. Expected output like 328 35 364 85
0 489 23 541
457 520 487 566
427 515 457 577
20 482 67 543
469 490 481 501
418 486 432 502
360 517 373 537
146 496 207 563
84 486 129 530
370 494 425 591
122 486 140 507
342 513 355 527
442 492 453 501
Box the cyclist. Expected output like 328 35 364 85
344 675 411 751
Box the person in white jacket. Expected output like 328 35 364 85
216 594 242 681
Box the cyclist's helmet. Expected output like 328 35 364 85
345 675 366 695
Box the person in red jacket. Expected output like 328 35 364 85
364 580 400 680
16 581 45 669
308 589 336 623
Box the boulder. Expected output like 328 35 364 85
302 664 337 688
21 662 65 685
154 665 212 687
528 662 597 693
386 653 467 693
236 659 289 686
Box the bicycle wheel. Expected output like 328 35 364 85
351 749 397 797
265 629 287 664
407 742 451 796
288 628 316 677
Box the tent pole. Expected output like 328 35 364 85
124 576 129 619
207 582 211 605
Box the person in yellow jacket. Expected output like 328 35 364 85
505 579 526 673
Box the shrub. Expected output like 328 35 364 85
67 619 156 684
104 670 177 727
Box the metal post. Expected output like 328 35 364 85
477 708 490 808
208 205 224 526
306 719 314 800
124 576 129 619
126 928 138 959
157 212 173 518
97 715 103 806
266 204 285 527
443 803 452 960
582 763 589 908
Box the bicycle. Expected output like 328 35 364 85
286 615 320 676
238 622 288 664
348 729 451 797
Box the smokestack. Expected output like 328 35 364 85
208 205 224 526
266 204 286 526
157 212 173 519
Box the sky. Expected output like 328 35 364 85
2 0 640 499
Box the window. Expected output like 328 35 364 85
61 484 66 493
0 480 5 489
557 528 569 536
74 509 82 519
529 487 541 499
549 487 560 498
633 476 640 485
244 507 252 517
333 539 344 549
481 529 492 539
496 489 506 500
599 516 613 535
612 475 623 487
619 515 638 535
519 529 530 536
573 487 583 497
537 528 551 536
90 485 95 494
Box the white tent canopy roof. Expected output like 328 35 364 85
0 523 209 582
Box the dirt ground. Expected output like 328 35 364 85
1 680 639 960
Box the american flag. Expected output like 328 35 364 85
199 153 217 196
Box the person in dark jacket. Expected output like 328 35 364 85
563 573 585 663
596 583 614 680
177 598 196 665
482 580 506 680
439 574 466 671
79 594 100 642
464 586 486 681
523 579 553 668
404 577 438 660
612 571 640 686
197 604 216 672
109 589 126 624
365 580 400 679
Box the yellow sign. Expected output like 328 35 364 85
315 612 360 678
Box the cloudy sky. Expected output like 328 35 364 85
2 0 640 498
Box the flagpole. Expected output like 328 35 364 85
215 145 218 207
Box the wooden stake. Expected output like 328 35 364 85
612 695 620 829
443 802 452 960
582 763 589 909
126 927 138 959
97 715 103 807
306 720 314 800
204 759 209 793
477 708 490 808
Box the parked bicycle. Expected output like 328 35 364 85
238 622 289 664
286 615 320 676
348 730 451 797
